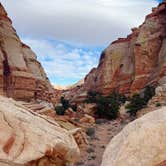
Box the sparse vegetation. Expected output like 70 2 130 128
60 96 70 110
126 86 155 116
156 102 161 107
86 90 127 120
54 106 65 115
86 127 96 137
85 86 155 118
143 85 155 102
55 97 74 115
126 94 146 116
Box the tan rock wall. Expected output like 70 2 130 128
0 3 58 103
82 1 166 96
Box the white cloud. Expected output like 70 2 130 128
0 0 160 85
22 37 100 85
1 0 158 45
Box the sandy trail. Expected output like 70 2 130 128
76 119 127 166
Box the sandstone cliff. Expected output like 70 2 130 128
0 3 57 102
101 106 166 166
72 1 166 99
0 95 80 165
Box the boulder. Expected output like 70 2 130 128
101 106 166 166
0 95 80 165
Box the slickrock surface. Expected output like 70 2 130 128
17 100 88 151
101 106 166 166
0 95 80 166
0 3 58 102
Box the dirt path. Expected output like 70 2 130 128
76 119 127 166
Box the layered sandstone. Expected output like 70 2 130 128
79 1 166 97
0 95 80 165
101 106 166 166
0 3 57 102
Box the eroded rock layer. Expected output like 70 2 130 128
84 1 166 95
0 95 80 166
101 106 166 166
0 3 57 102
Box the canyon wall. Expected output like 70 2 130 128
83 1 166 96
0 3 57 102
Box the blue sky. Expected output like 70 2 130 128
1 0 162 86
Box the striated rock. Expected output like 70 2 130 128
0 3 58 102
65 107 76 118
81 103 97 116
101 106 166 166
0 95 80 165
80 114 95 124
84 1 166 95
67 1 166 102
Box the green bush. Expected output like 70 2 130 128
156 102 161 107
54 97 71 115
126 86 155 116
85 91 101 103
61 97 70 110
143 86 155 102
95 94 120 119
70 104 77 112
55 106 65 115
126 94 146 116
86 91 126 120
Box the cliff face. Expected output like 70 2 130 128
0 3 57 102
84 1 166 96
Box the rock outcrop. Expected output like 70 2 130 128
84 1 166 95
101 106 166 166
0 95 80 165
66 1 166 102
0 3 57 102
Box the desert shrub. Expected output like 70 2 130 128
95 94 119 119
86 91 126 120
126 86 155 116
61 96 70 110
85 91 101 103
126 94 146 116
70 104 77 112
54 97 71 115
117 93 127 104
86 127 95 137
143 86 155 102
55 106 65 115
156 102 161 107
107 91 127 105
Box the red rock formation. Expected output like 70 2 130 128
0 3 57 103
83 1 166 96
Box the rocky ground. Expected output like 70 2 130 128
75 119 130 166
